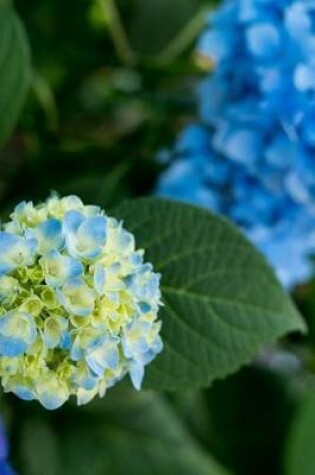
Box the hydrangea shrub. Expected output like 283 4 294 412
0 195 163 409
157 0 315 288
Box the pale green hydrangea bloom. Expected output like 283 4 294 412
0 195 163 409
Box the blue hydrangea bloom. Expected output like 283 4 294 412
157 0 315 288
0 195 163 409
0 420 15 475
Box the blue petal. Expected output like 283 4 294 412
0 312 37 356
41 250 83 287
128 361 144 390
11 384 35 401
0 233 19 253
197 30 232 62
214 127 262 164
246 23 281 58
64 257 84 281
78 216 107 245
63 212 106 260
43 316 68 349
86 336 120 376
0 336 27 357
31 219 64 255
85 357 104 377
285 3 311 39
60 331 71 350
63 211 84 235
72 365 98 391
0 233 37 275
37 377 69 410
0 233 19 275
70 335 84 361
38 390 67 411
294 64 315 92
0 263 14 276
94 264 105 295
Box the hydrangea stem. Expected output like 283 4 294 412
155 6 210 66
101 0 136 66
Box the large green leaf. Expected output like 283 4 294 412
0 2 31 145
113 198 305 390
18 388 229 475
285 388 315 475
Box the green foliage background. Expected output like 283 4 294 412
1 1 315 474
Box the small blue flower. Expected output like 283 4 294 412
43 316 69 349
0 312 37 357
72 362 99 391
86 335 120 376
63 211 107 260
37 374 69 410
26 219 64 255
0 233 36 276
57 277 95 317
93 264 106 295
40 250 83 287
126 264 161 306
94 263 125 296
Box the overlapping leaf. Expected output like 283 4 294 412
19 389 229 475
0 2 31 145
113 198 305 390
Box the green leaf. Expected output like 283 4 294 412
20 417 62 475
0 3 31 145
113 0 208 62
285 388 315 475
18 389 230 475
113 198 305 390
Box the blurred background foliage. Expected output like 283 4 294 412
2 0 213 213
2 0 315 474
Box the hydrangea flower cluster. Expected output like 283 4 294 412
157 0 315 288
0 195 162 410
0 419 15 475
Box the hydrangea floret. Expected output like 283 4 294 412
157 0 315 288
0 195 163 410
